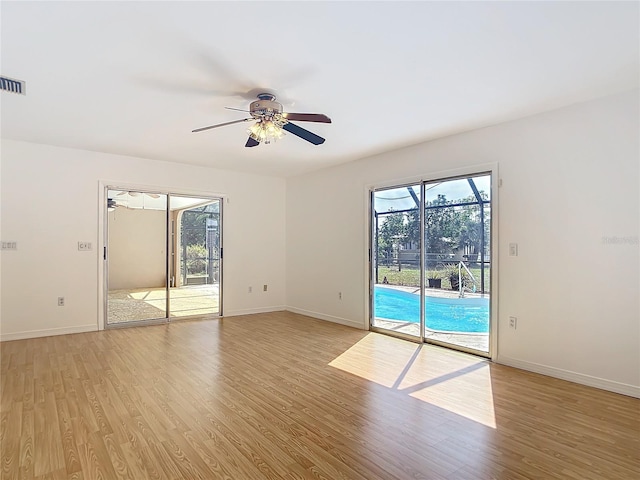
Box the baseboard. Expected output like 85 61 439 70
223 305 286 317
497 355 640 399
5 319 634 398
286 306 365 330
0 324 98 342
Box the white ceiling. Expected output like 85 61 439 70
1 1 638 177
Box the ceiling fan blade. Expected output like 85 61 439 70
245 137 260 148
146 193 161 199
225 107 251 113
192 118 252 133
190 47 253 94
282 113 332 123
282 122 325 145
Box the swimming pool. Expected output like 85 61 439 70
374 286 489 333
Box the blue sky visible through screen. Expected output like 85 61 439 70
374 174 490 214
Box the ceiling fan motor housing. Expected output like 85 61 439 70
250 93 283 119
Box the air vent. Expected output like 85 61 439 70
0 76 26 95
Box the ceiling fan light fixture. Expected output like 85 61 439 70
248 119 285 144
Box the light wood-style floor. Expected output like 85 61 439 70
1 312 638 479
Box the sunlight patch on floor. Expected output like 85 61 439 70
329 333 422 388
404 364 497 428
108 285 218 323
329 332 497 428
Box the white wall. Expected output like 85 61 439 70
286 90 640 397
0 140 286 340
1 91 637 398
107 207 166 290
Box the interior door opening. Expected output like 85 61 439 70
371 173 492 356
105 189 222 327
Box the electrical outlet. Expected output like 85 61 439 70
58 297 65 307
248 286 252 293
338 292 342 300
78 241 92 251
509 316 517 329
263 284 268 292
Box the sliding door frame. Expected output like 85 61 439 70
168 193 224 317
367 164 499 360
98 182 225 330
369 183 425 343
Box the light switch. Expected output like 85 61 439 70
509 243 518 256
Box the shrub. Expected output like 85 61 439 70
442 263 473 290
186 244 208 274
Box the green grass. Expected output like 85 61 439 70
377 266 421 286
376 265 491 292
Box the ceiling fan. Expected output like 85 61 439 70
107 198 127 211
192 93 331 147
109 191 161 211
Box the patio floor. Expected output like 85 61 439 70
107 284 219 324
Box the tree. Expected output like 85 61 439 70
456 193 490 256
377 210 406 266
376 191 490 269
424 194 463 261
458 217 482 253
181 204 219 247
179 204 220 282
423 193 487 266
406 208 421 247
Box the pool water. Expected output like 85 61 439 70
374 286 489 333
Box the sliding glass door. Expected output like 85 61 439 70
422 175 491 354
371 184 423 341
169 196 221 318
105 189 222 327
371 173 492 356
106 190 168 325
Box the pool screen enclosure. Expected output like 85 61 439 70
370 173 492 356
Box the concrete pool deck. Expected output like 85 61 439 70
373 285 490 353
